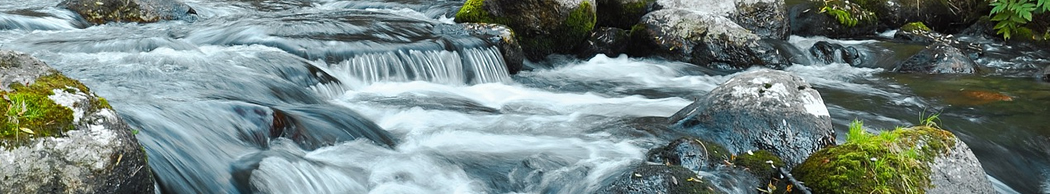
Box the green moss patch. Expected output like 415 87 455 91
454 0 506 24
1 72 96 147
793 120 956 194
818 0 877 27
734 150 785 178
900 22 931 33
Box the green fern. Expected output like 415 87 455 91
990 0 1048 39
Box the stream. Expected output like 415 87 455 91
2 0 1049 193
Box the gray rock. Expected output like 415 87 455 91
599 164 722 194
461 23 525 74
669 69 835 167
874 0 985 33
893 42 978 74
576 27 630 58
646 137 731 172
454 0 597 60
631 9 788 70
1043 65 1050 82
0 50 154 193
656 0 788 40
893 23 983 60
928 136 997 194
59 0 197 24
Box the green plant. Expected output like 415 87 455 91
990 0 1050 39
818 0 877 27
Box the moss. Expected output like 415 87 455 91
0 72 92 147
818 0 877 27
564 1 597 42
622 0 652 16
900 22 931 33
454 0 507 24
734 150 785 178
793 120 957 194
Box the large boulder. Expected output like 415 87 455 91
599 164 722 194
788 0 878 38
59 0 197 24
461 23 525 74
595 0 657 29
0 50 154 193
656 0 788 40
893 42 978 74
576 27 630 58
454 0 597 60
669 69 835 167
630 9 789 70
793 124 996 193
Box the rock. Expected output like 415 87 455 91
595 0 657 29
793 124 996 193
576 27 630 58
656 0 788 40
0 50 154 193
1042 65 1050 82
59 0 197 24
454 0 597 61
893 42 978 74
788 0 878 38
808 41 863 66
873 0 986 33
461 23 525 74
893 22 983 60
732 150 785 180
646 137 731 172
630 9 788 70
599 164 722 194
669 69 835 167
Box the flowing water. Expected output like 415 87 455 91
2 0 1049 193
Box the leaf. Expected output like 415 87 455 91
1021 11 1033 21
19 128 34 134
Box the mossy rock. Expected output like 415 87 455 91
454 0 597 60
647 137 732 172
733 150 785 179
600 164 723 194
59 0 197 24
900 22 931 33
792 123 959 194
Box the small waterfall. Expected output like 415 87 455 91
325 46 511 86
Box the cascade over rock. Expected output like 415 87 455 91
669 69 835 167
59 0 196 24
630 9 788 70
0 50 154 193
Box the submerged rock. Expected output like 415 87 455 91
893 42 978 74
808 41 863 66
454 0 597 60
461 23 525 74
599 164 722 194
793 124 995 193
0 50 154 193
576 27 630 58
59 0 196 24
647 137 731 172
669 69 835 167
630 9 788 70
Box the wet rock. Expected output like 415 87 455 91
808 41 863 66
576 27 630 58
461 23 525 74
657 0 788 40
893 42 978 74
1042 65 1050 82
0 50 154 193
454 0 597 60
59 0 197 24
893 22 982 60
794 125 996 193
599 164 722 194
630 9 788 70
595 0 657 29
788 0 878 38
669 69 835 167
874 0 986 33
647 137 731 172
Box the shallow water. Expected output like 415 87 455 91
2 0 1049 193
